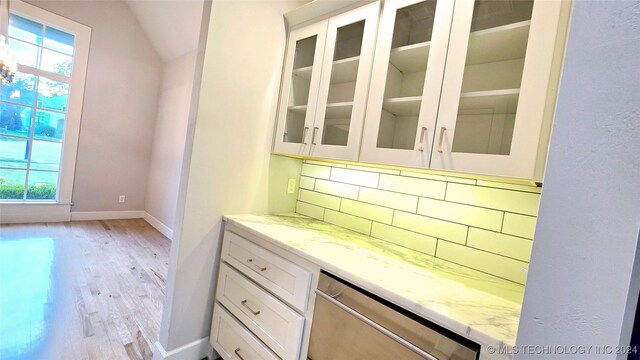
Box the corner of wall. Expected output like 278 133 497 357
268 155 304 214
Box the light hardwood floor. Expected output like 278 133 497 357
0 219 171 360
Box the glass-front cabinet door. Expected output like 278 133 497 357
360 0 455 168
430 0 564 178
309 3 379 161
273 22 327 156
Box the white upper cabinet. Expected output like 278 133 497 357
273 22 326 156
274 0 568 180
429 0 564 179
360 0 455 168
273 3 380 161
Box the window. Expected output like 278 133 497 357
0 0 90 204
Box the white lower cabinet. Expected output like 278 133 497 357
216 263 304 360
211 305 280 360
211 229 314 360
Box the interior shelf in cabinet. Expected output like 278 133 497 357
382 96 422 116
467 20 531 65
389 41 431 73
288 104 308 113
325 102 353 119
292 56 360 83
330 56 359 83
458 88 520 114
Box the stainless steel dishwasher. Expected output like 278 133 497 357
307 271 480 360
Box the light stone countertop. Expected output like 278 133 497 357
224 213 524 359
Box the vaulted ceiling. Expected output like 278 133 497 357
125 0 204 62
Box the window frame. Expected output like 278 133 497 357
1 0 90 206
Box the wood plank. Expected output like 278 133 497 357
0 219 170 359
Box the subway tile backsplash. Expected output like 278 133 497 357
295 160 541 285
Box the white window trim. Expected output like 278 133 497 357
0 0 90 222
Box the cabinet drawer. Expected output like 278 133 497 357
211 305 280 360
217 263 304 360
221 231 312 311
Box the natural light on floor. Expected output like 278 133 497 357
0 237 55 360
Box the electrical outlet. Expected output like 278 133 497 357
287 178 296 194
118 195 126 203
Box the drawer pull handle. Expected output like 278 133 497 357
241 299 261 315
246 258 267 272
302 126 309 144
234 347 245 360
311 126 319 145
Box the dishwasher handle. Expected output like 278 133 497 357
314 290 438 360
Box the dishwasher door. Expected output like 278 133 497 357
307 272 479 360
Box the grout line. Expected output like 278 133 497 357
444 182 449 200
464 227 469 246
434 239 439 257
468 225 534 241
308 178 538 216
500 212 506 233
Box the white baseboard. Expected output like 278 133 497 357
153 337 214 360
0 203 72 224
144 212 174 240
70 210 145 221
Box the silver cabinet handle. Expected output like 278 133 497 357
311 126 319 145
246 258 267 272
437 127 447 153
234 347 245 360
315 290 438 360
241 299 261 315
302 126 309 144
418 127 427 152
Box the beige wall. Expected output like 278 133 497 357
145 51 198 237
25 0 163 213
157 0 304 354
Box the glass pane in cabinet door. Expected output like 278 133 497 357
451 0 533 155
321 21 364 146
284 35 317 143
376 0 437 150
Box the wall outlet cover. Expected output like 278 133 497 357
287 179 296 194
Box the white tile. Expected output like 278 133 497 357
298 189 341 210
400 170 477 185
315 179 359 199
324 210 372 235
378 174 446 199
393 211 468 244
446 183 540 216
299 176 315 190
467 228 533 262
305 159 346 168
476 180 542 194
371 223 437 255
436 240 528 284
340 199 393 224
300 163 331 179
295 201 324 220
417 198 503 231
330 168 379 188
358 187 418 212
502 213 537 239
346 164 400 175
